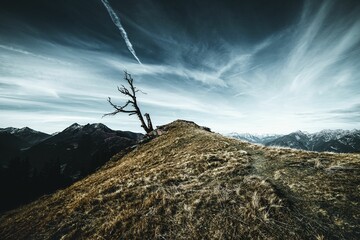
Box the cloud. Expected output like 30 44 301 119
0 44 70 65
0 0 359 134
100 0 142 64
0 36 233 133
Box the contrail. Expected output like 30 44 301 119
100 0 142 64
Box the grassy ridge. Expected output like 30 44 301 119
0 120 359 239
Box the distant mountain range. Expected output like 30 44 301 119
0 127 51 164
227 129 360 153
227 133 282 145
0 127 51 145
0 123 142 212
0 124 142 169
22 123 142 174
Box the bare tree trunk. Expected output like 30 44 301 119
144 113 153 132
133 99 151 133
104 71 154 134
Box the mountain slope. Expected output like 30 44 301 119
0 132 30 165
267 129 360 153
23 123 142 174
266 131 311 150
0 123 143 213
228 132 283 144
311 130 360 152
0 127 50 166
0 127 51 145
0 120 359 239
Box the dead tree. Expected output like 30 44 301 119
104 71 154 134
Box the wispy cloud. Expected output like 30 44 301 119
0 38 232 132
100 0 142 64
0 0 359 134
0 44 70 65
218 0 360 113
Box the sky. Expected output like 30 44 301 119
0 0 360 134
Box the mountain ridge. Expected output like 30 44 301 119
266 129 360 153
228 129 360 153
227 132 282 144
1 120 358 239
0 123 143 213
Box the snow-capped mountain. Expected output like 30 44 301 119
266 129 360 153
0 127 50 145
227 133 283 144
267 131 311 149
228 129 360 153
0 127 51 166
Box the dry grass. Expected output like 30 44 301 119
0 120 359 239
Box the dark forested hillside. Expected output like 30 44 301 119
0 123 142 212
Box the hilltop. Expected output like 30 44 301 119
0 120 359 239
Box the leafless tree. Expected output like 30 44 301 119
104 71 154 134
